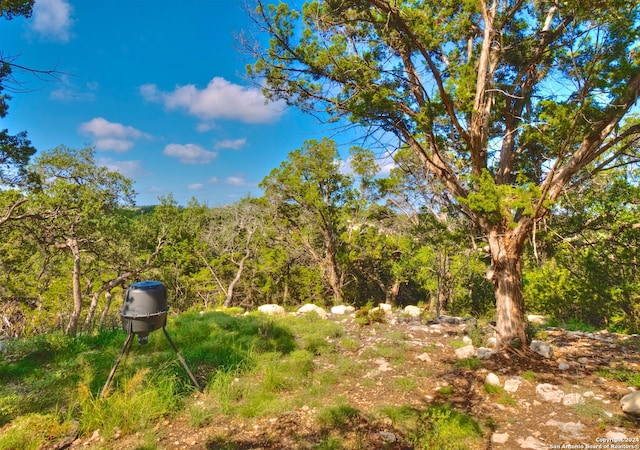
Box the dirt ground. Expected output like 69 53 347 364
72 314 640 449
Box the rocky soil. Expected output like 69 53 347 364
71 310 640 449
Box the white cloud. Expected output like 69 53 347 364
208 177 220 183
226 176 247 186
96 158 146 179
163 143 217 164
50 76 96 102
140 77 285 124
79 117 149 153
31 0 73 42
188 183 204 190
214 138 246 150
196 123 213 132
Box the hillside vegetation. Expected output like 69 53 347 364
1 308 639 449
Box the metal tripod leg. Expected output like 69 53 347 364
162 327 203 392
101 332 134 398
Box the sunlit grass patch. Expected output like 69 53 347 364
0 413 78 450
379 403 483 450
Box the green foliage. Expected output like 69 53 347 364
459 170 542 228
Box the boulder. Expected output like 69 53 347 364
620 391 640 415
296 304 327 319
330 305 355 315
257 304 286 316
530 340 554 358
403 305 422 318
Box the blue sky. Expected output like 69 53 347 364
1 0 381 206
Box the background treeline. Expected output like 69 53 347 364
2 138 639 338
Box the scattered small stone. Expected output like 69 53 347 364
491 432 509 444
577 357 589 365
486 337 497 348
562 392 584 406
416 352 432 362
517 435 547 449
379 431 396 443
477 347 496 359
536 383 565 403
558 362 570 371
455 344 476 359
530 340 554 358
545 419 586 439
485 372 500 386
504 377 521 393
606 430 628 440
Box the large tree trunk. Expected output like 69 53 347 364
65 238 82 335
487 223 531 349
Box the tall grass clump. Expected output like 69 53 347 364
77 368 179 438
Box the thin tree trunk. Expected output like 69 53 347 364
65 238 82 335
385 279 401 305
223 228 255 307
98 292 113 329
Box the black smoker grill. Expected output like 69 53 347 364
101 281 202 397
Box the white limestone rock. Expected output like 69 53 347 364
257 304 286 316
296 303 327 319
403 305 422 318
485 372 500 386
536 383 565 403
455 344 476 359
504 377 522 393
562 393 585 407
491 432 509 444
620 391 640 415
330 305 355 315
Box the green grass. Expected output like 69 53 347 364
455 357 481 370
596 366 640 388
379 404 483 450
317 404 361 431
0 310 311 446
